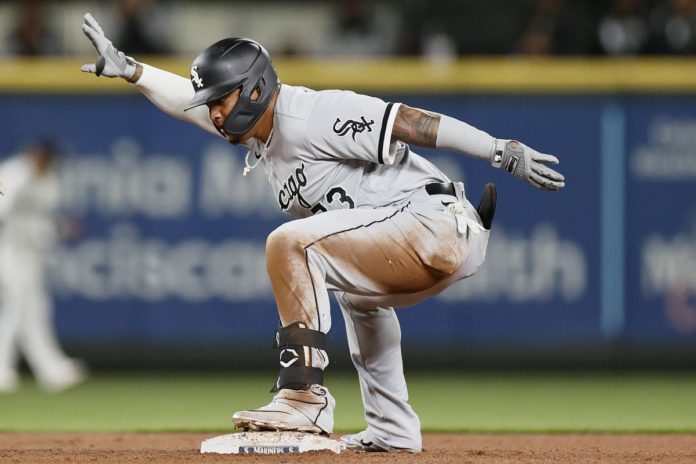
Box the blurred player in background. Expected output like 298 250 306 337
0 139 86 393
81 13 564 451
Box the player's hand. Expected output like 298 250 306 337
493 140 565 191
80 13 137 80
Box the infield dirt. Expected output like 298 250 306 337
0 433 694 463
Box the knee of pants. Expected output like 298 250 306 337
266 223 305 265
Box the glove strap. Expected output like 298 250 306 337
491 139 507 168
123 56 137 81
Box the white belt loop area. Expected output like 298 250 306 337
445 202 485 236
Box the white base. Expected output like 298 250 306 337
200 431 343 454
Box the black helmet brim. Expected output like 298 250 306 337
184 83 240 111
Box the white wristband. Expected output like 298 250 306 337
435 114 496 163
124 59 137 81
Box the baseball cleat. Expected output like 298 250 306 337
233 384 335 435
341 430 389 452
0 369 19 393
37 359 88 393
341 429 419 452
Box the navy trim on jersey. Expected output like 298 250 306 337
378 102 395 164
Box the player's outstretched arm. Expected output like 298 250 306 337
80 13 219 137
391 104 565 191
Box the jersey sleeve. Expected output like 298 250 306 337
133 64 222 138
307 90 401 165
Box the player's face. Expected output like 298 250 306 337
208 89 245 144
207 88 260 145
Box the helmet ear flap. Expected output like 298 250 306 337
221 54 279 136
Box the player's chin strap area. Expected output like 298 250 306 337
270 321 326 392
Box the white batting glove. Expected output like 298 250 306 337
80 13 136 79
492 139 565 191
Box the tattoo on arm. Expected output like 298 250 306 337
391 105 441 147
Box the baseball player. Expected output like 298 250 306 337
0 140 87 392
81 13 564 452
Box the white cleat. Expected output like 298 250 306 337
341 430 421 453
233 384 335 435
0 369 19 394
37 359 88 393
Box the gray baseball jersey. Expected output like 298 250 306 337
248 85 451 217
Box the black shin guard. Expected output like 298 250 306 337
271 321 326 392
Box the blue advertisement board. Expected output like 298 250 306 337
624 98 696 344
0 93 693 355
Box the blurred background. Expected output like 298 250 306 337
0 0 695 381
7 0 696 58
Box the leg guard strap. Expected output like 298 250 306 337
271 366 324 392
274 321 326 350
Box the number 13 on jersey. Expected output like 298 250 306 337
311 187 355 215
